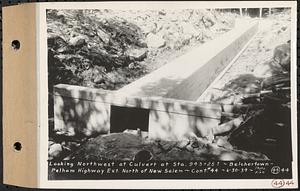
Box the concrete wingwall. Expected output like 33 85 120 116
53 20 259 141
117 20 258 101
166 21 259 100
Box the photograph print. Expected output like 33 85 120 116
47 6 294 180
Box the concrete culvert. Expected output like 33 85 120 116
133 150 153 161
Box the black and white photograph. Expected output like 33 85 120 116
46 4 295 181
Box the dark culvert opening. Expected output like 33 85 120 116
110 105 150 133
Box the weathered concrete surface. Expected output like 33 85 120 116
148 110 218 141
54 84 223 138
117 20 258 101
54 84 254 139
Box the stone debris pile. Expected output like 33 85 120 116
47 9 235 90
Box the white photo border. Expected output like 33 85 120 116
37 1 298 189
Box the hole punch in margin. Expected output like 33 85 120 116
11 40 21 50
13 142 22 152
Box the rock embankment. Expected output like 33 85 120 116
47 9 235 90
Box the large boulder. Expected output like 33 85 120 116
125 47 148 61
273 41 291 71
69 35 87 47
48 143 63 160
97 28 110 44
146 33 166 48
48 34 67 50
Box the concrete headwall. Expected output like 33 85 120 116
54 84 227 139
54 84 255 140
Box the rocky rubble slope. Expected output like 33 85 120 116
47 9 235 90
